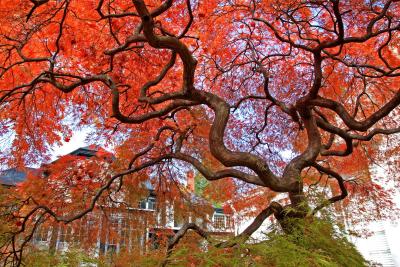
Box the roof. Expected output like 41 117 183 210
68 146 99 158
0 146 102 186
0 146 126 188
0 168 37 186
214 207 225 214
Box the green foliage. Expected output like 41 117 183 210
22 248 167 267
167 218 368 267
193 173 223 208
194 173 209 197
23 249 98 267
96 250 166 267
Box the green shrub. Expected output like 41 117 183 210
167 218 368 267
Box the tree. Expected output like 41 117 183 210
1 0 400 265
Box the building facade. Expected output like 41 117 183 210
0 147 235 257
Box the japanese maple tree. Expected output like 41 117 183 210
1 0 400 265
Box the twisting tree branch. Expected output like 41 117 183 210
2 0 400 265
311 163 348 214
162 222 211 266
162 201 283 266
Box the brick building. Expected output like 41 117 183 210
0 146 235 256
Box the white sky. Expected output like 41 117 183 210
50 128 90 161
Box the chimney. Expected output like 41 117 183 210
187 171 195 191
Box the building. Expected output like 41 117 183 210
352 221 399 267
348 156 400 267
0 146 235 257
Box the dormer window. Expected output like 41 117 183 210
139 197 156 210
212 209 233 230
213 213 226 229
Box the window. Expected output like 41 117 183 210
120 215 130 249
81 215 98 245
139 197 156 210
107 216 119 252
130 230 144 250
213 214 225 229
148 197 156 210
35 224 49 242
139 200 147 209
225 215 233 229
58 225 72 243
56 225 73 250
72 220 85 243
